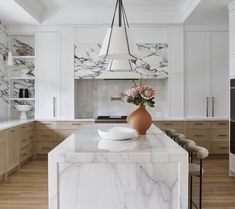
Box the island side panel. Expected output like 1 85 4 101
56 162 181 209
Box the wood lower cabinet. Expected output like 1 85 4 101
154 120 229 155
36 121 93 156
7 127 19 171
0 131 7 179
36 122 57 155
19 122 35 164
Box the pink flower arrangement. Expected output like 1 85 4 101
125 82 156 108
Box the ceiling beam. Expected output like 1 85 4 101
177 0 201 22
14 0 45 23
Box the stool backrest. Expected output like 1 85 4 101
185 144 209 160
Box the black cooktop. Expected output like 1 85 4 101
96 116 127 120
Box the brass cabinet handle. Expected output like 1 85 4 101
194 134 204 137
163 123 173 126
212 97 215 117
72 123 80 126
218 134 227 137
218 123 226 126
42 147 52 150
41 135 51 138
219 147 228 150
194 123 203 125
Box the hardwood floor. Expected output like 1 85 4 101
0 158 235 209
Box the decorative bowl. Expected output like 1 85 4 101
16 48 28 56
98 127 136 141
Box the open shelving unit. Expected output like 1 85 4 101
8 34 35 119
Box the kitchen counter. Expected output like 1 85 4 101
48 123 188 209
0 119 34 131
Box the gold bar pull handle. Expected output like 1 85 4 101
212 96 215 117
206 97 209 117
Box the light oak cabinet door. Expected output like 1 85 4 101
0 131 7 177
7 128 19 171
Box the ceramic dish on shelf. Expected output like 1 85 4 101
98 127 136 141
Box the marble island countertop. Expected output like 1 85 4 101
49 124 187 163
49 124 188 209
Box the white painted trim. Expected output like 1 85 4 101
184 25 229 32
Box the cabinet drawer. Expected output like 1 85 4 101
0 130 7 139
154 121 185 130
19 132 34 148
20 143 33 162
210 121 229 130
56 129 74 141
37 121 56 130
210 130 229 142
37 130 56 142
194 142 211 152
186 121 210 129
211 142 229 154
186 130 210 141
56 121 90 130
20 122 34 132
37 142 58 154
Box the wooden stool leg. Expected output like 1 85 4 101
199 160 203 209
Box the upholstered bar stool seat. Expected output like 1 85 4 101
165 128 177 137
179 138 196 148
171 133 185 143
189 163 205 177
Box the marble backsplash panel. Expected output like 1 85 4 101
0 22 9 121
75 79 168 119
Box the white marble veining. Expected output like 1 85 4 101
49 124 188 209
74 43 168 79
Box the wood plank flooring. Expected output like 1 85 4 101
0 158 235 209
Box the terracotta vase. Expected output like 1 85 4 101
127 105 152 135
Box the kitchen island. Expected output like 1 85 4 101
48 124 188 209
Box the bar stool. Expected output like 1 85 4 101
171 132 185 142
178 138 196 148
185 144 209 209
165 128 176 137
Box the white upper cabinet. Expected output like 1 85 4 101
185 32 210 118
211 32 229 117
185 31 229 118
35 32 59 119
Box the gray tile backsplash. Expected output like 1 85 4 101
75 79 168 119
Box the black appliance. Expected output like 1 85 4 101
231 79 235 154
95 116 127 123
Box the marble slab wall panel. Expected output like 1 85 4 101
11 58 35 77
0 22 9 121
74 43 168 79
75 79 168 118
58 162 179 209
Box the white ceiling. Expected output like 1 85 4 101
39 0 181 9
185 0 232 25
0 0 231 26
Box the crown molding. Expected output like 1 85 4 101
177 0 201 22
228 0 235 12
14 0 45 23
